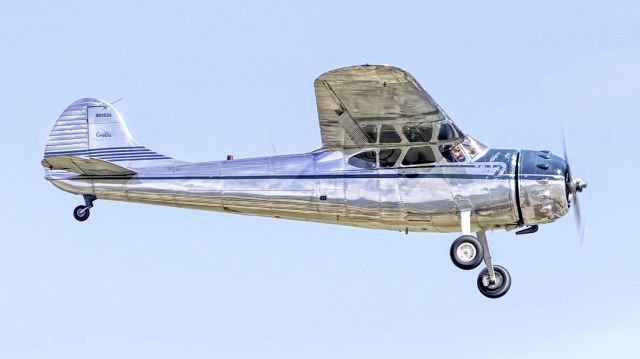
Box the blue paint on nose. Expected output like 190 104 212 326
549 153 568 178
519 150 567 179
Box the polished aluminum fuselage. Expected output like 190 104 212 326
44 147 570 233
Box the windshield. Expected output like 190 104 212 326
461 136 487 160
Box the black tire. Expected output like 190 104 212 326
450 235 484 270
477 265 511 299
73 205 90 222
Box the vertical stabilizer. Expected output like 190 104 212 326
43 98 173 166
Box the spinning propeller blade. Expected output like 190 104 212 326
562 131 587 243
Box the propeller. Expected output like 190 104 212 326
562 132 588 243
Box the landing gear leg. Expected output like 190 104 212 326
73 195 96 222
477 231 495 279
476 231 511 298
450 213 512 298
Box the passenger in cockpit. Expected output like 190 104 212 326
442 144 466 162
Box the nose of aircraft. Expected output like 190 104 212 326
562 156 587 200
570 176 588 193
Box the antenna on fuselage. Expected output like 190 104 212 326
110 97 124 106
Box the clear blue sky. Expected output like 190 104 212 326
1 1 639 358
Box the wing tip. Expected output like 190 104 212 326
315 64 414 83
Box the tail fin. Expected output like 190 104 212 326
43 98 172 171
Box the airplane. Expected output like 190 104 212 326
41 65 587 298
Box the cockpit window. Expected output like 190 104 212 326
402 146 437 166
348 150 377 169
437 122 461 141
361 124 377 143
403 125 433 143
379 125 402 143
461 136 487 160
379 148 402 167
452 123 464 137
440 144 466 162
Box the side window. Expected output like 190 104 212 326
379 148 402 167
402 146 437 166
452 123 464 138
439 144 466 162
437 123 460 141
403 125 433 143
361 124 377 143
379 124 402 143
348 150 377 169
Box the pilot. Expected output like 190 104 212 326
442 144 465 162
450 145 466 162
406 127 422 142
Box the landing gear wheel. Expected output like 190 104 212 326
73 205 90 222
450 235 484 270
477 265 511 299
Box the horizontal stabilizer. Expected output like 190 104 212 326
41 156 137 176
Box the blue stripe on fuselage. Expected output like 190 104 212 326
44 146 148 156
44 146 171 161
61 173 562 181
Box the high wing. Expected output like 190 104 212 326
314 65 464 149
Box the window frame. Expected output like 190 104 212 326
346 149 378 169
346 140 475 170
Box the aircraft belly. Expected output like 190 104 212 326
75 176 519 232
173 163 223 210
378 173 406 229
174 178 223 210
47 172 94 196
344 174 380 226
316 177 347 222
53 152 522 233
124 179 176 204
268 176 316 216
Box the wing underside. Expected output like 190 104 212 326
314 65 464 149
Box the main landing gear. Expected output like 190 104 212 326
73 195 96 222
451 211 511 298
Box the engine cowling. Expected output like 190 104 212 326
517 150 569 225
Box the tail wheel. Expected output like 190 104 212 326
73 205 90 222
450 235 484 270
477 265 511 298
